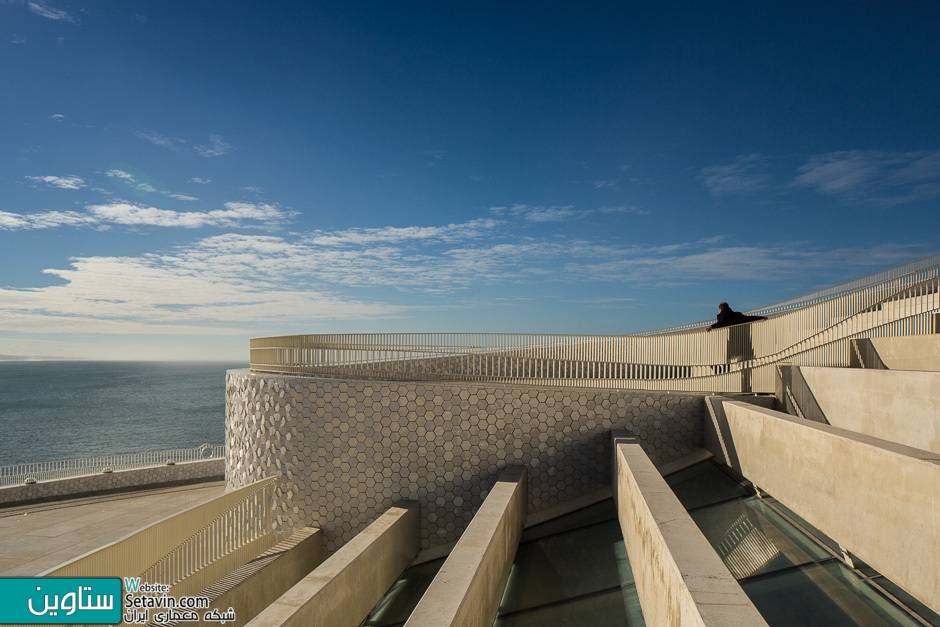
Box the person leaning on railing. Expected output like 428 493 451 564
706 302 767 332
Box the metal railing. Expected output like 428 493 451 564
249 255 940 394
42 477 277 598
0 443 224 487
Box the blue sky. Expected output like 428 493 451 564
2 1 939 360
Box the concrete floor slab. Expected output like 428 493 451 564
0 481 226 576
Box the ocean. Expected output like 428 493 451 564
0 361 245 467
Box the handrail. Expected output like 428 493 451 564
636 250 940 334
0 443 224 487
41 477 277 596
248 255 940 394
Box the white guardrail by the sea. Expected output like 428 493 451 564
0 443 224 487
248 253 940 394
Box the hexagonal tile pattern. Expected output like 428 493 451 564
226 369 704 553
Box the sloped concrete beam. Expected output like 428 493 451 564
246 501 419 627
722 401 940 614
613 433 768 626
405 466 526 627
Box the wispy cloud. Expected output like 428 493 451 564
136 130 187 151
0 202 289 231
491 204 582 222
190 177 212 184
425 151 445 166
106 169 136 183
107 169 156 194
491 203 648 222
50 113 64 121
598 205 649 215
591 180 620 191
195 135 233 157
0 247 400 335
793 149 940 206
307 219 497 247
107 169 200 200
27 1 77 23
699 154 773 195
0 206 922 337
26 175 85 190
12 35 27 44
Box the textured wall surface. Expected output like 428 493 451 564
226 369 704 553
0 459 224 506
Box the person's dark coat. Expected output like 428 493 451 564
708 307 766 330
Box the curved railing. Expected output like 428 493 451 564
249 255 940 393
0 443 224 487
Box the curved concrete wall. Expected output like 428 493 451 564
225 370 704 553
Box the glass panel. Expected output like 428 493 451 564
665 460 750 510
494 585 645 627
871 577 940 626
520 499 618 542
690 496 829 580
499 519 634 614
362 558 445 626
763 496 842 556
742 561 923 627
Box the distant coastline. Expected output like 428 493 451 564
0 355 88 362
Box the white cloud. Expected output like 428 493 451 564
0 250 399 336
0 202 289 231
136 130 187 151
491 204 582 222
26 175 85 189
793 150 940 206
12 35 27 44
591 180 620 191
307 219 496 247
50 113 64 121
27 1 77 23
700 154 772 195
106 169 136 183
166 193 198 201
190 177 212 184
0 207 923 339
195 135 233 157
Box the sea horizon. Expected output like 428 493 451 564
0 361 245 467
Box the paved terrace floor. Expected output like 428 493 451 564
0 481 226 576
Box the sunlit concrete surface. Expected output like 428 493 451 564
614 434 767 626
0 481 226 576
870 335 940 371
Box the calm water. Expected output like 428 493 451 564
0 361 245 466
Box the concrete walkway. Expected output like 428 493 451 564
0 481 226 576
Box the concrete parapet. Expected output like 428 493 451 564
703 395 775 467
0 459 224 507
799 366 940 454
613 434 767 627
405 466 526 627
246 502 420 627
870 335 940 371
722 401 940 614
165 527 323 627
